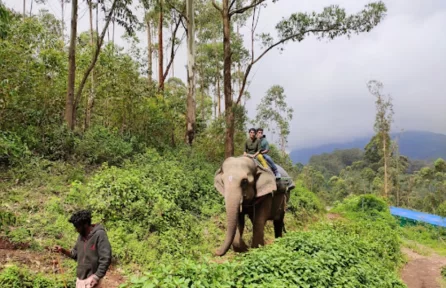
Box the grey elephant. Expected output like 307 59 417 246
214 156 295 256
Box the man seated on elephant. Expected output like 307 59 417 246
243 128 269 168
244 128 260 158
256 128 281 178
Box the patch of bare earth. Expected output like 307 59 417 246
0 237 125 288
326 213 342 220
401 247 446 288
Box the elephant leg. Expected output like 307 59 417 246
273 220 283 238
251 211 267 248
232 214 248 252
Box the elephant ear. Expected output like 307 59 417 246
255 164 277 198
214 166 225 196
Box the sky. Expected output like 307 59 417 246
4 0 446 150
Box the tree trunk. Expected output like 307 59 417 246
147 18 153 86
185 0 196 145
61 0 65 42
222 0 234 158
383 133 388 198
217 75 221 117
158 0 164 90
23 0 26 18
85 0 95 130
65 0 78 130
73 0 117 122
200 76 204 120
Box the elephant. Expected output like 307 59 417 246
214 156 295 256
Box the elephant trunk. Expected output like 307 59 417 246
215 191 241 256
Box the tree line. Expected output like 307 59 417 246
297 81 446 216
1 0 388 161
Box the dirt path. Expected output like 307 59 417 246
401 247 446 288
0 237 125 287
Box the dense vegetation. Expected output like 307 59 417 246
1 0 444 287
299 144 446 215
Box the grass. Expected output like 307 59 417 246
399 224 446 256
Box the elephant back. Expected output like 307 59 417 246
276 165 295 193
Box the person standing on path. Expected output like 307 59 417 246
54 210 112 288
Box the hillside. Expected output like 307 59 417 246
290 131 446 164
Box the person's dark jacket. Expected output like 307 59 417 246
69 224 112 280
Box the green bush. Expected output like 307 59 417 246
125 220 405 288
74 126 133 165
0 131 30 167
82 149 223 265
332 194 396 226
0 265 73 288
436 201 446 217
287 181 325 223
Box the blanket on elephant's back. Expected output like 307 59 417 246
252 158 295 192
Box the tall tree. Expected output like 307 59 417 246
254 85 293 155
213 0 387 158
368 80 394 198
65 0 78 130
146 13 153 86
66 0 137 130
185 0 196 144
85 0 95 130
158 0 164 90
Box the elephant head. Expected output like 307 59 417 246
214 156 277 256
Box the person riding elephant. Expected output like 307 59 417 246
213 156 294 256
244 128 268 168
256 128 281 178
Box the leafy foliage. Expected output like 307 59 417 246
125 217 405 288
0 265 72 288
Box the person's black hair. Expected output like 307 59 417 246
256 128 264 133
69 210 92 227
249 128 256 133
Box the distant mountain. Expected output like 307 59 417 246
290 131 446 164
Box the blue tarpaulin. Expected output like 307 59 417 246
390 206 446 228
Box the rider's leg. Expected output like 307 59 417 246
263 154 280 177
256 154 269 169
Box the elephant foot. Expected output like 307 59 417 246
214 248 227 257
232 242 249 253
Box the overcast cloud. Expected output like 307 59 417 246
4 0 446 150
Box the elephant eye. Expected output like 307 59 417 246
241 178 248 186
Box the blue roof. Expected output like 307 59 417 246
390 206 446 228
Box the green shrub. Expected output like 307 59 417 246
0 265 72 288
82 149 223 265
332 194 396 227
74 126 133 165
287 181 325 224
0 131 30 167
436 201 446 217
125 220 405 288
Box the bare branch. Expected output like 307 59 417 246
74 0 118 109
212 0 222 13
236 26 337 105
165 0 187 20
230 0 266 16
162 16 182 80
180 15 187 34
229 0 236 11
